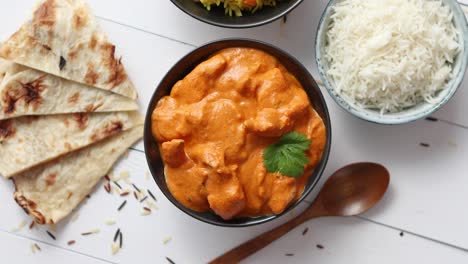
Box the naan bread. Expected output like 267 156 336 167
13 125 143 224
0 111 143 178
0 0 137 99
0 59 138 120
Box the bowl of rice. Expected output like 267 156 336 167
170 0 303 28
316 0 468 124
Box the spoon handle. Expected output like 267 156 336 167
209 213 312 264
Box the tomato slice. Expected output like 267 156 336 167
243 0 257 7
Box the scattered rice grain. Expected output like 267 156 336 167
163 236 172 244
67 240 76 246
118 200 127 211
140 208 151 216
148 190 157 201
132 183 141 193
81 229 100 236
111 242 120 255
105 219 116 226
113 181 122 189
114 228 121 242
34 243 41 251
11 220 27 232
46 230 56 240
140 196 148 203
146 200 158 211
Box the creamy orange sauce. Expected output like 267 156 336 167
152 48 326 220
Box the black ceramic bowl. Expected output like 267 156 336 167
170 0 303 28
144 39 332 227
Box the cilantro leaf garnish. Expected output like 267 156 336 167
263 132 312 178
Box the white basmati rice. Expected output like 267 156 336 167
325 0 461 113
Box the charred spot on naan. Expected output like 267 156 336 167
68 92 80 104
0 119 16 141
90 120 123 142
85 102 103 112
89 33 98 50
44 172 58 186
13 192 47 224
100 43 128 88
72 6 89 30
64 142 72 151
85 63 99 85
59 56 66 70
72 113 89 130
109 58 128 88
42 44 52 51
3 75 48 114
32 0 56 28
24 116 40 124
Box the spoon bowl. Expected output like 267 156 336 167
310 162 390 217
210 162 390 264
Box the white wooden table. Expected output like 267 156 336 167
1 0 468 263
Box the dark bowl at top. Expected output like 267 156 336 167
170 0 303 28
144 39 332 227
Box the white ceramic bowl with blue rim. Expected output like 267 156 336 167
315 0 468 125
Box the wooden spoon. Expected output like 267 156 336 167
209 162 390 264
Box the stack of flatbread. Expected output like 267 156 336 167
0 0 143 225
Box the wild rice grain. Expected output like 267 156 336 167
140 196 148 203
166 257 176 264
81 229 100 236
67 240 76 246
34 243 41 251
104 175 110 181
113 181 122 189
29 221 35 230
132 183 141 193
114 228 121 242
46 231 56 240
285 253 294 256
118 200 127 211
317 244 324 249
148 190 157 201
302 227 309 236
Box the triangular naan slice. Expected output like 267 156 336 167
0 111 143 178
0 59 138 120
13 125 143 224
0 0 137 99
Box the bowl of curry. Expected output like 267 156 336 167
144 39 331 227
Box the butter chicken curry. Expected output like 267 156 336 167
152 48 326 220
